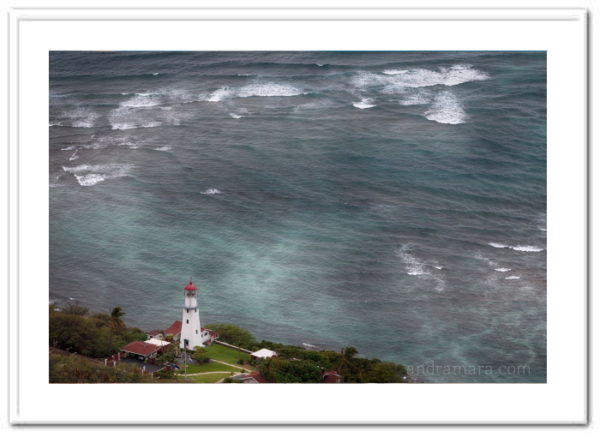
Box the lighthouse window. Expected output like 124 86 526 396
196 330 198 334
186 309 189 314
186 319 189 324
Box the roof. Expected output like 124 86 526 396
147 329 161 336
144 338 170 347
249 372 267 383
184 281 197 291
251 348 277 359
120 341 160 357
165 320 182 336
322 371 342 383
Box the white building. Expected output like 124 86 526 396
180 280 205 350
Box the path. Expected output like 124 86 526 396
210 358 253 372
176 371 235 377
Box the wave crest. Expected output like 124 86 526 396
352 98 376 109
424 91 466 125
62 163 134 187
206 83 303 102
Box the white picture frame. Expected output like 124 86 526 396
5 1 588 425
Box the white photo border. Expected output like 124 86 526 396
7 6 588 425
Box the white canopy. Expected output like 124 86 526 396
144 338 170 347
251 348 277 359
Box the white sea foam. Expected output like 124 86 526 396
120 93 161 108
207 87 235 102
152 72 160 76
505 275 521 280
397 245 426 276
75 174 106 187
63 107 98 128
494 267 512 272
110 120 162 130
352 65 488 95
68 150 79 161
60 146 75 151
229 113 243 119
352 98 376 109
153 146 172 151
382 69 408 75
511 245 544 252
111 122 137 130
201 188 222 195
424 91 466 125
382 64 489 88
62 163 134 187
489 242 544 252
399 91 432 106
206 83 303 102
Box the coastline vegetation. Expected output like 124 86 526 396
49 304 408 383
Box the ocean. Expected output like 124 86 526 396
49 51 547 382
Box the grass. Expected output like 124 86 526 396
179 361 239 374
204 343 251 364
185 373 230 383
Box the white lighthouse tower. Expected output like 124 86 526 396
180 280 204 350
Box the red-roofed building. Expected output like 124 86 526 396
321 371 343 383
120 341 161 360
146 329 162 340
165 320 182 341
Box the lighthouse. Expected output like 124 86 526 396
180 280 204 350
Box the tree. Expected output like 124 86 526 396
49 311 112 357
257 357 322 383
63 303 89 316
204 323 256 349
192 347 210 364
109 306 126 352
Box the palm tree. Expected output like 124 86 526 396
108 306 126 353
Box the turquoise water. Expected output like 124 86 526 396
50 52 546 382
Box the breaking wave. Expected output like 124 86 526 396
489 242 545 253
511 245 544 252
396 245 445 291
120 93 162 108
352 64 488 93
62 107 98 128
206 83 303 102
399 90 432 106
352 98 376 109
201 188 222 195
424 91 466 125
62 163 134 187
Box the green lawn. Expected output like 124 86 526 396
185 373 230 383
179 361 239 374
204 343 250 364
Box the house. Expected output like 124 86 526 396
146 329 162 340
164 320 183 341
120 341 162 360
250 348 277 360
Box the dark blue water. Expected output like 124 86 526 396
49 52 546 382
